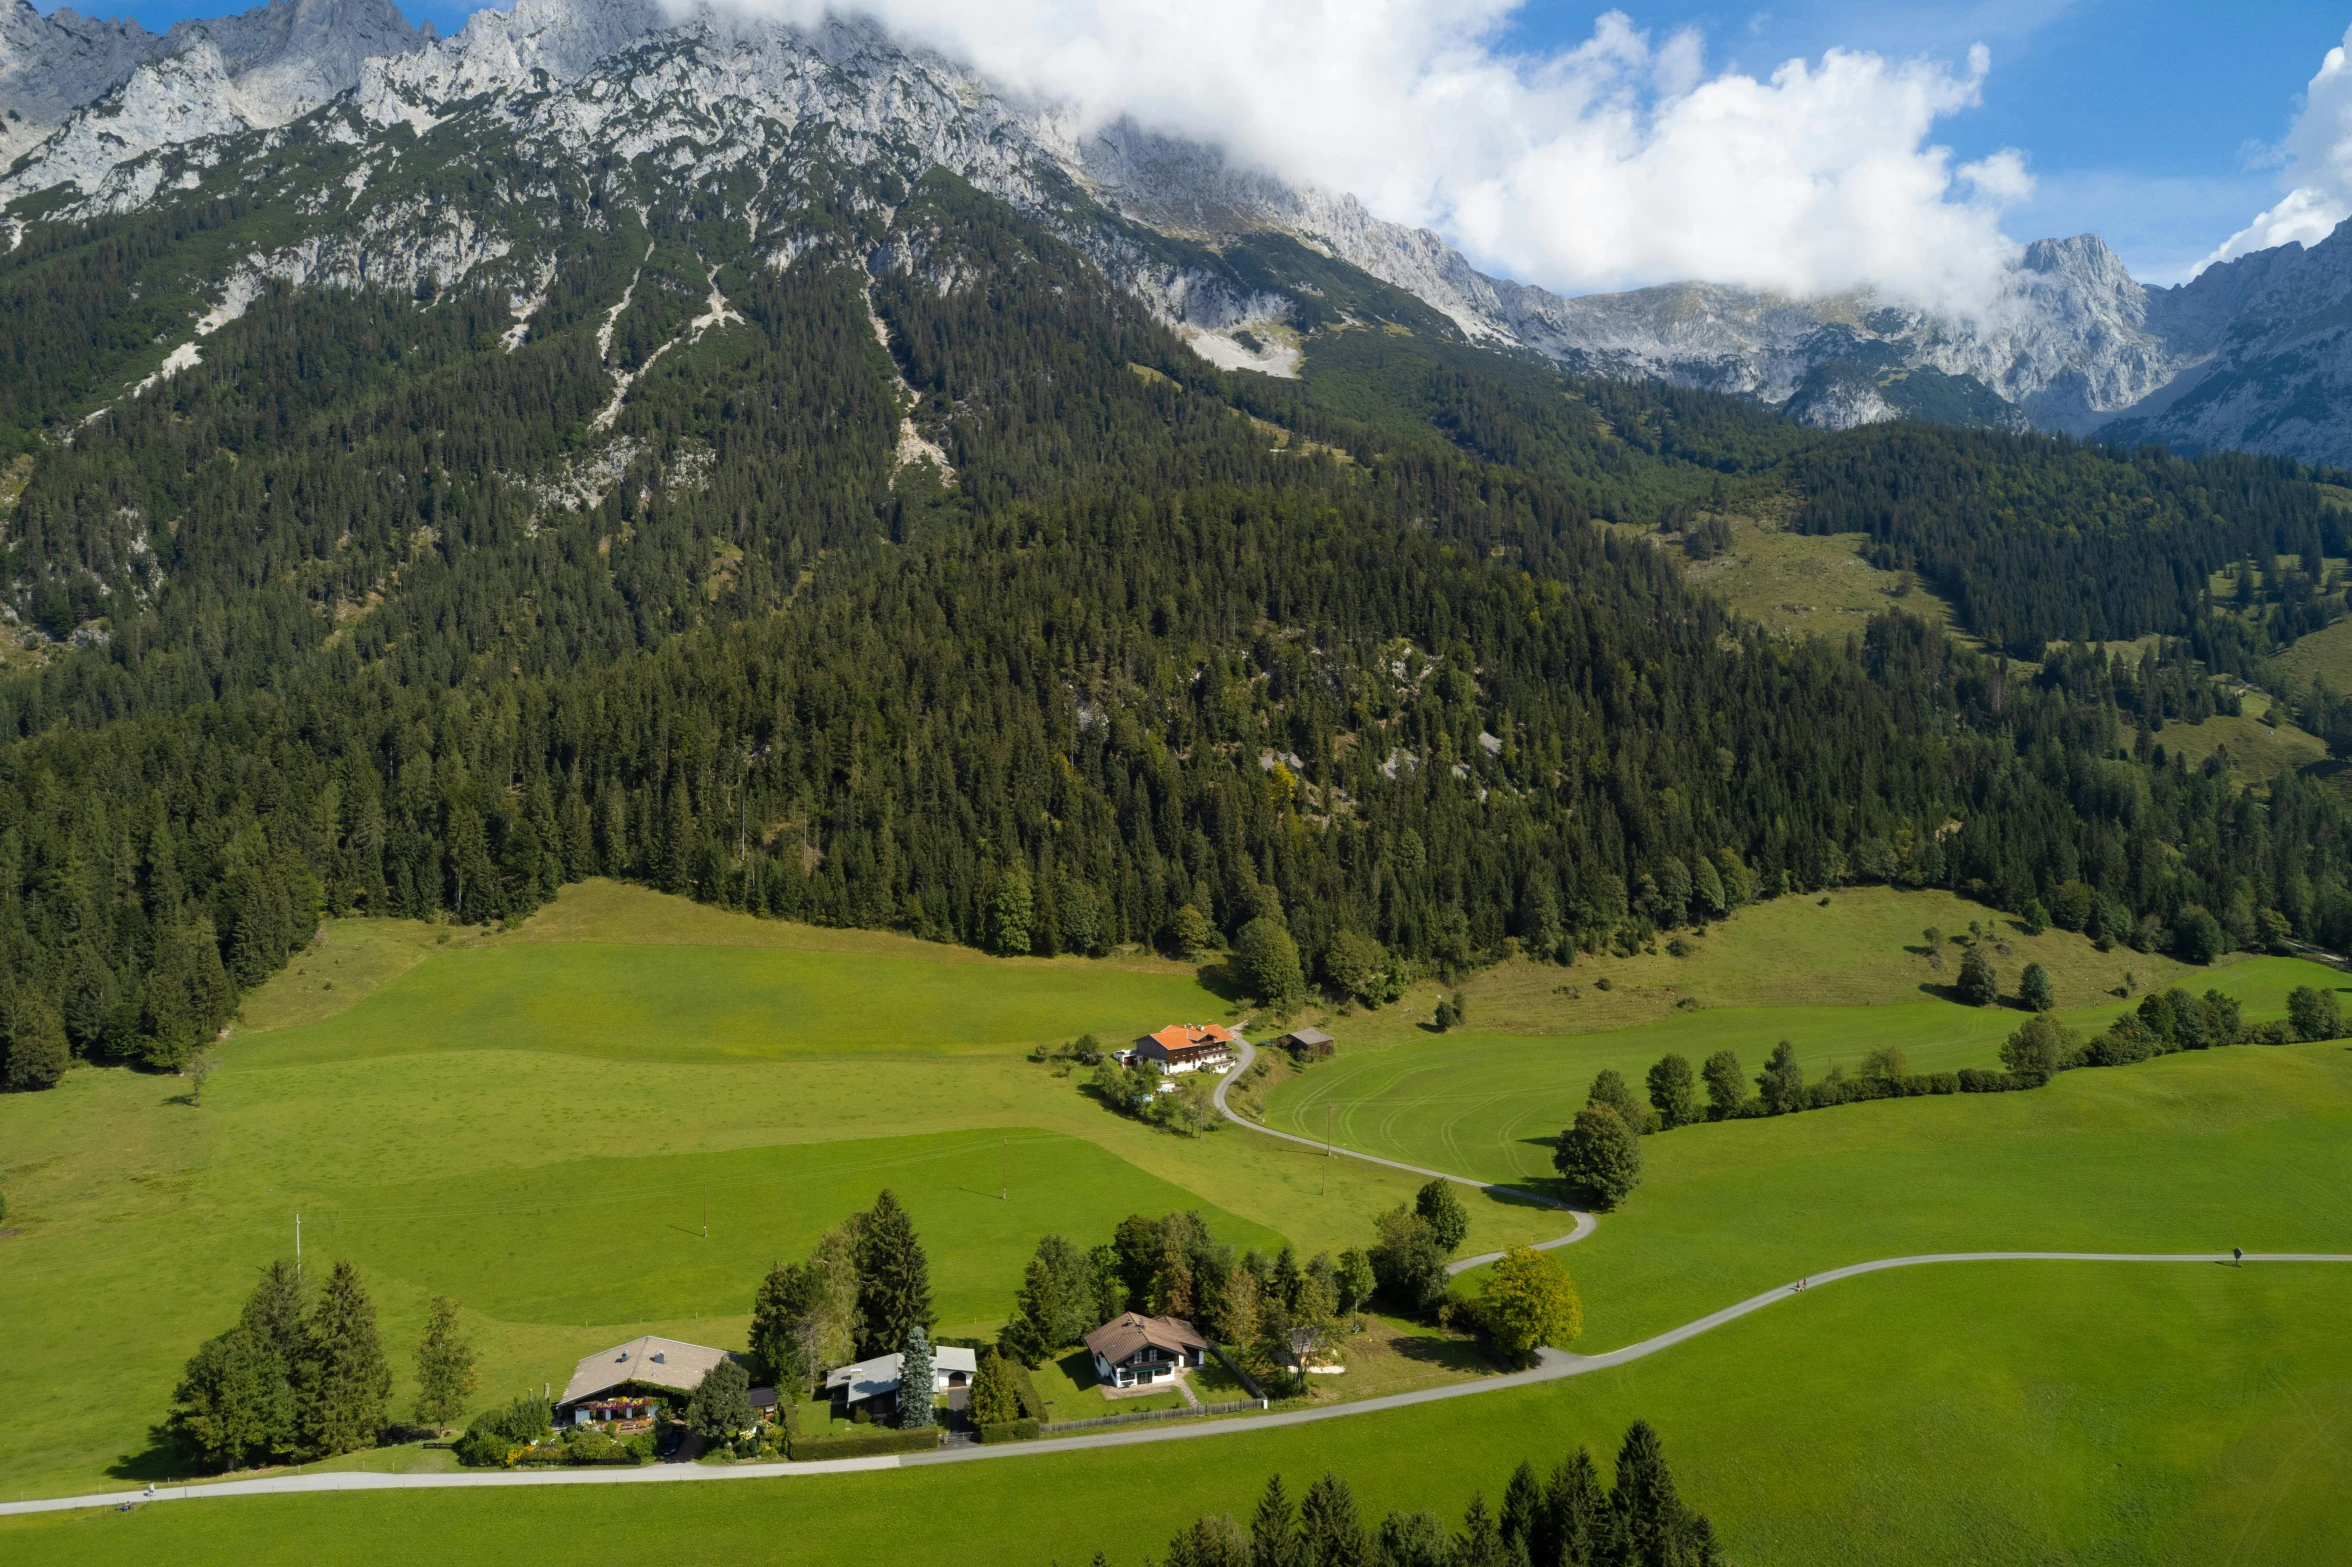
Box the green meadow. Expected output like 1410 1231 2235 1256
2 880 2348 1564
0 884 1552 1501
9 1263 2346 1565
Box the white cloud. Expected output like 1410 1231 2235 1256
2202 25 2352 272
684 0 2030 307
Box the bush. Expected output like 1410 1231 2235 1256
789 1426 943 1461
2086 1017 2158 1066
456 1394 552 1467
1999 1013 2077 1081
2287 985 2346 1042
1956 1068 2031 1092
978 1418 1042 1443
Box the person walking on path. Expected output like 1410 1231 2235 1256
2234 1247 2244 1266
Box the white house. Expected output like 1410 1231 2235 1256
1084 1312 1209 1389
823 1345 979 1419
1130 1023 1240 1075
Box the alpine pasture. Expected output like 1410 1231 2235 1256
2 880 2348 1566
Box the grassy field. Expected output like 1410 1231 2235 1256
2278 612 2352 693
11 1262 2346 1565
1673 512 1965 644
5 880 2348 1562
1314 884 2201 1043
0 884 1559 1500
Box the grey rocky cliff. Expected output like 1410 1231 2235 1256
4 0 2349 459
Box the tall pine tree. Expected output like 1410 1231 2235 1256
295 1260 391 1458
852 1190 934 1359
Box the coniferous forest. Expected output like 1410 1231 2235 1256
6 161 2352 1089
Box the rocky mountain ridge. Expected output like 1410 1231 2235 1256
4 0 2350 461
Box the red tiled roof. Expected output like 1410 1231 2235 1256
1145 1023 1236 1053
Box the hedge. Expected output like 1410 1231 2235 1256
978 1418 1042 1443
789 1427 943 1461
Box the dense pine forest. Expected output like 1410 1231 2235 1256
6 155 2352 1090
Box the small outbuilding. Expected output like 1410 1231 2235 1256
1131 1023 1240 1075
1084 1312 1210 1389
1274 1027 1335 1060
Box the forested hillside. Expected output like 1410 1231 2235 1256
6 135 2352 1090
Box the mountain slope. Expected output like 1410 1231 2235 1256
0 0 2289 450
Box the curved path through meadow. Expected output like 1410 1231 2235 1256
1209 1036 1598 1268
8 1039 2346 1519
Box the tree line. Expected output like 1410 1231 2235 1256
1121 1422 1720 1567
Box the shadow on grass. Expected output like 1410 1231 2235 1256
107 1429 190 1483
1388 1332 1503 1376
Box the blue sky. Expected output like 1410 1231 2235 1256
1493 2 2352 280
41 0 2352 284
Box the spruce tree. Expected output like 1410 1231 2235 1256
1501 1461 1544 1562
1004 1252 1065 1366
1543 1446 1608 1567
895 1327 935 1430
1298 1472 1367 1567
1454 1494 1510 1567
294 1260 391 1458
748 1258 818 1389
2018 961 2055 1013
1250 1472 1300 1567
852 1189 934 1358
411 1295 479 1431
1613 1420 1697 1567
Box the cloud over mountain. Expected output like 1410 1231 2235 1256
682 0 2030 307
2204 22 2352 272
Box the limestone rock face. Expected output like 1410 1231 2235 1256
4 0 2349 458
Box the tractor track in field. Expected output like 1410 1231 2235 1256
1211 1038 1597 1270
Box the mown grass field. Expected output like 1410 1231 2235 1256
10 1262 2345 1565
4 881 2347 1564
0 884 1556 1500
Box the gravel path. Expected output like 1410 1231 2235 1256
1208 1037 1598 1268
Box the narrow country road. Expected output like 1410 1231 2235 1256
10 1039 2343 1520
1209 1035 1597 1268
10 1251 2347 1518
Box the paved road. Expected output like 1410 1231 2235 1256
13 1250 2348 1518
1208 1036 1598 1268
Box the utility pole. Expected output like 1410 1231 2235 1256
295 1212 302 1281
1001 1135 1008 1202
702 1183 709 1240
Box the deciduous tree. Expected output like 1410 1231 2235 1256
1554 1105 1642 1208
1480 1246 1583 1362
